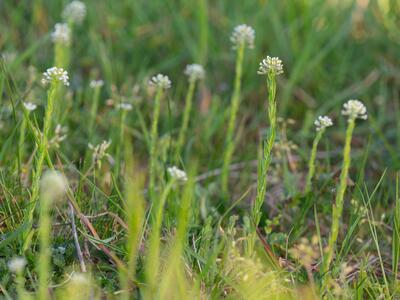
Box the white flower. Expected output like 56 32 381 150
314 115 333 131
117 103 133 111
149 74 171 90
89 79 104 88
341 99 368 121
8 257 27 273
230 24 255 49
257 56 284 75
88 140 111 168
41 67 70 86
167 166 188 182
51 23 70 45
40 170 68 199
184 64 205 82
62 1 86 24
23 102 37 111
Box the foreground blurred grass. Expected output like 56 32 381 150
1 0 400 299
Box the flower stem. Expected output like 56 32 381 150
175 79 196 161
221 43 245 196
38 192 51 300
304 129 324 194
149 87 163 201
322 118 355 276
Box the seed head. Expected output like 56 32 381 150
230 24 255 49
51 23 70 45
341 99 367 121
40 170 68 200
62 1 87 24
88 140 111 169
41 67 70 86
23 102 37 111
89 79 104 88
184 64 205 82
167 166 188 182
8 257 27 273
149 74 171 90
257 56 284 75
314 115 333 131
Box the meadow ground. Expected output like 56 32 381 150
1 0 400 299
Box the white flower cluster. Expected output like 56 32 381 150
8 257 27 273
149 74 172 90
184 64 205 82
88 140 111 168
62 1 87 24
257 56 284 75
314 115 333 131
89 79 104 88
51 23 70 45
117 103 133 111
41 67 70 86
23 102 37 112
341 99 368 121
230 24 255 49
167 166 188 182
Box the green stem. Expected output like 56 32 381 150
115 110 127 176
38 194 51 300
304 129 324 194
221 43 245 195
176 79 196 161
88 86 101 137
149 88 163 201
322 118 355 276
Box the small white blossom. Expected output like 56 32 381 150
117 103 133 111
89 79 104 88
88 140 111 168
257 56 284 75
49 124 68 148
8 257 27 273
149 74 171 90
184 64 205 82
167 166 188 182
314 116 333 131
41 67 70 86
51 23 70 45
230 24 255 49
62 1 86 24
23 102 37 111
40 170 68 199
341 99 368 121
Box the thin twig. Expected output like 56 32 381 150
69 202 87 273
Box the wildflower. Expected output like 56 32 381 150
89 79 104 88
184 64 205 82
148 74 171 90
23 102 37 111
341 99 367 120
40 170 68 199
41 67 70 86
8 257 27 273
257 56 284 75
230 24 255 49
117 103 133 111
88 140 111 168
314 115 333 131
62 1 87 24
51 23 70 45
167 166 188 182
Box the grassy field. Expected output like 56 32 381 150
1 0 400 299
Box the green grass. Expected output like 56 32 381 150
1 0 400 299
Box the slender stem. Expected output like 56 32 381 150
88 86 101 137
322 118 355 276
176 79 196 161
115 109 127 176
38 194 51 300
149 88 163 201
304 130 324 194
